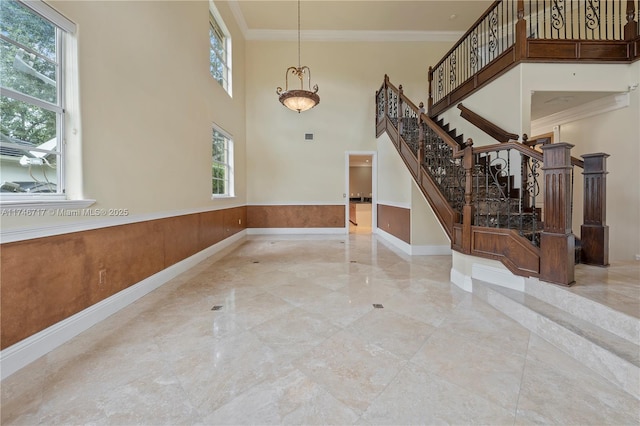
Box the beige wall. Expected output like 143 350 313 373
2 0 247 230
440 66 524 147
376 134 412 206
245 40 451 204
560 82 640 260
410 182 450 246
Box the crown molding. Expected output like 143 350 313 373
245 29 464 42
225 0 463 42
227 0 249 38
531 92 630 135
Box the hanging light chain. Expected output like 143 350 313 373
297 0 301 68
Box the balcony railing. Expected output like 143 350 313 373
428 0 640 116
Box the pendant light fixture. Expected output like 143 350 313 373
276 0 319 113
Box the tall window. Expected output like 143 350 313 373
0 0 73 198
212 126 233 197
209 5 231 95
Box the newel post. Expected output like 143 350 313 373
462 138 475 254
514 0 527 60
624 0 638 41
580 153 610 266
540 143 575 286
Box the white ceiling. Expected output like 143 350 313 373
229 0 494 40
235 1 493 31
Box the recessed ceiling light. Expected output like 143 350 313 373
449 14 457 20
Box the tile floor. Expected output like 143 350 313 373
1 235 638 425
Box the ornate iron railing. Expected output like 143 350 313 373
429 0 640 112
527 0 629 40
472 148 542 245
431 1 518 106
376 76 610 283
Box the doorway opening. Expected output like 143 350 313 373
346 152 376 234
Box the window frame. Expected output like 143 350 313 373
0 0 71 204
211 124 234 199
208 3 232 96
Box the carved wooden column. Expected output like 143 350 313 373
624 0 638 41
462 138 475 254
580 153 610 266
514 0 527 60
427 67 434 114
540 143 575 286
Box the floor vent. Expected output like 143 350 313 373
211 305 223 311
350 260 357 263
252 261 260 264
373 304 384 309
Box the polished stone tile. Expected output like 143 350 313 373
204 369 359 425
411 327 528 410
171 330 292 414
347 309 435 360
515 335 640 425
294 329 406 415
359 362 516 424
2 235 638 425
252 307 340 362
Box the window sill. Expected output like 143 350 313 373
211 195 236 200
0 198 96 210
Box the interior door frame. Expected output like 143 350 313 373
344 151 377 234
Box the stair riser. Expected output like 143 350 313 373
525 278 640 344
475 285 640 400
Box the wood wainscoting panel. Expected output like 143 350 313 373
0 206 246 349
161 213 202 267
198 209 226 251
471 227 540 276
246 205 345 228
377 204 410 244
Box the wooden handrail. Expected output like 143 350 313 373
457 103 519 143
469 141 543 161
468 140 585 168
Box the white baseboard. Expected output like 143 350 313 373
375 228 411 255
472 263 525 292
450 268 473 292
411 245 452 256
0 230 247 380
375 229 451 256
246 228 345 235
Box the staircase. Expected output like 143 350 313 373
374 0 639 402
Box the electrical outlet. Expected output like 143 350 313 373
99 269 107 285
